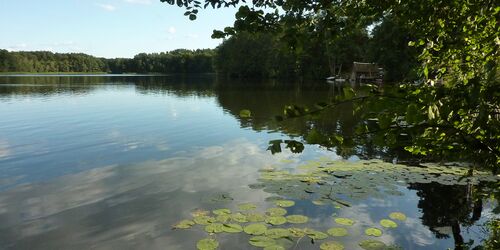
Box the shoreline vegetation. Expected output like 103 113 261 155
0 72 109 75
1 23 417 81
0 49 216 76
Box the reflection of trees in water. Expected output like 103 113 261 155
0 76 418 160
409 182 484 249
214 80 410 159
0 76 111 97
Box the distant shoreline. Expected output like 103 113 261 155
0 72 109 75
0 72 216 77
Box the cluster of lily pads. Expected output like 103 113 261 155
173 197 407 250
172 159 499 249
250 159 500 204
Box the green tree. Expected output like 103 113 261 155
162 0 500 170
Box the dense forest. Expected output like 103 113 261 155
0 17 417 82
0 49 215 74
214 16 418 81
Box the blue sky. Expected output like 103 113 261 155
0 0 237 58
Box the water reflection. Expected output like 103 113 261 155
0 140 495 249
409 183 485 249
0 140 281 249
0 75 497 249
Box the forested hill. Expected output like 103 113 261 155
0 49 215 74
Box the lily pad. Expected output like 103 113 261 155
231 213 248 223
286 215 309 224
389 212 407 221
197 238 219 250
205 223 224 233
264 245 285 250
244 223 268 235
246 213 266 222
380 219 398 228
194 216 216 225
320 241 345 250
216 214 230 223
275 200 295 207
221 223 243 233
249 236 276 247
191 209 210 217
359 239 387 250
173 220 195 229
205 193 233 203
212 209 231 215
266 207 288 216
312 200 327 206
288 228 307 237
334 218 355 226
306 229 328 240
239 109 252 118
365 228 383 237
327 227 348 237
265 228 291 238
265 216 287 225
238 203 257 211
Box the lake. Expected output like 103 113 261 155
0 75 498 250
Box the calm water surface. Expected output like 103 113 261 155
0 75 497 249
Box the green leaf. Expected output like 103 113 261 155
265 228 291 238
275 200 295 207
288 228 307 237
320 241 345 250
238 203 257 210
231 212 248 223
221 223 243 233
173 219 195 229
327 227 348 237
216 214 230 223
334 218 355 226
379 219 398 228
249 236 276 247
406 104 418 124
266 207 287 216
389 212 407 221
212 208 231 215
246 213 266 222
205 223 224 233
359 239 387 250
265 216 287 225
343 87 356 99
244 223 268 235
264 245 285 250
365 228 383 237
306 229 328 240
196 238 219 250
286 215 309 224
239 109 252 118
189 14 197 20
193 216 216 225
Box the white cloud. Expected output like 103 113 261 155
96 3 116 11
167 26 176 34
123 0 152 4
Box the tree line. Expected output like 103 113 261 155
0 49 215 74
162 0 499 173
214 16 418 82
